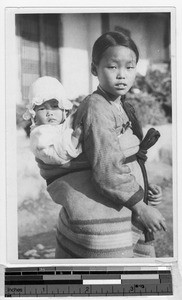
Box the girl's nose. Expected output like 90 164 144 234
117 68 126 79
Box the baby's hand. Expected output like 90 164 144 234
71 124 83 149
72 124 83 142
148 184 162 206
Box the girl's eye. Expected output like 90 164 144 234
38 107 45 111
127 65 135 70
108 66 117 69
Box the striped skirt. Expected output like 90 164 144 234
47 170 155 259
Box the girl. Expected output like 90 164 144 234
38 32 166 258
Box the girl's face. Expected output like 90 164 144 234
34 99 64 125
95 45 137 98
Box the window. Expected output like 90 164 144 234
16 14 60 103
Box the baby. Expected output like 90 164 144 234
23 76 82 165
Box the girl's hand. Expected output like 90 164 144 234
131 201 166 233
148 184 162 206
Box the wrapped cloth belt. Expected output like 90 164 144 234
125 128 160 242
125 154 137 164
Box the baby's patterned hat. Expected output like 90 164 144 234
23 76 73 120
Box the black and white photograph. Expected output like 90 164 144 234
5 8 175 262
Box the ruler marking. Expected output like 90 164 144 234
4 267 173 297
44 274 82 280
5 283 173 296
83 279 121 285
82 274 121 280
5 267 171 272
121 279 159 285
6 275 43 281
121 274 159 280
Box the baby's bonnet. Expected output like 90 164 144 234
23 76 72 120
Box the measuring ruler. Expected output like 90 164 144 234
5 266 173 297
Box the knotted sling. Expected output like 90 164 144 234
123 101 160 241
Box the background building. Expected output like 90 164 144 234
15 12 170 103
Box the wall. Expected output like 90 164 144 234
59 13 102 99
7 13 22 104
109 13 170 75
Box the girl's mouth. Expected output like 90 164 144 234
115 83 127 90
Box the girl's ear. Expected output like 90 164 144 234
91 62 98 76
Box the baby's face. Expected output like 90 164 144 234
34 99 64 125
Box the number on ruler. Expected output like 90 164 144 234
129 285 134 292
84 286 90 293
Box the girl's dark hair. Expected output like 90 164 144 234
92 31 139 65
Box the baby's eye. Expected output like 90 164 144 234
52 105 59 109
38 107 45 111
50 101 59 108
